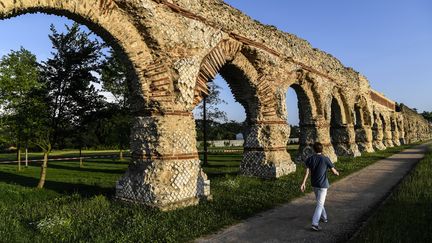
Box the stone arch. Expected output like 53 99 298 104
354 96 373 127
294 70 325 117
353 96 374 152
193 39 243 106
287 82 320 161
191 38 262 129
279 70 337 162
372 111 386 150
0 0 189 208
291 84 315 126
0 0 154 103
390 115 401 146
329 91 360 157
380 113 394 147
397 117 406 145
330 97 345 154
191 40 296 178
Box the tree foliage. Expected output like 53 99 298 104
100 49 129 109
421 111 432 123
0 48 43 169
196 82 228 123
41 23 106 149
195 120 245 141
0 22 134 185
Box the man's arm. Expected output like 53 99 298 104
327 158 339 176
300 168 310 192
331 167 340 176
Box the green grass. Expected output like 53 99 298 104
0 143 419 242
350 144 432 243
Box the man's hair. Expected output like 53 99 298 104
313 142 323 153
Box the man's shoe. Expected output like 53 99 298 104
311 225 321 231
320 218 328 223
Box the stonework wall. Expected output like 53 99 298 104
1 0 430 210
399 105 431 144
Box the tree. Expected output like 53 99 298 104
41 23 105 150
100 49 129 109
422 111 432 123
195 82 227 165
0 47 41 171
196 82 228 123
289 125 300 138
33 23 106 187
100 49 131 159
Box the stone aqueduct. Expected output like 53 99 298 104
0 0 430 209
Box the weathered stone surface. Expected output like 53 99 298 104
241 121 296 178
1 0 429 209
116 114 210 210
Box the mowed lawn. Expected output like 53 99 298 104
0 144 418 242
350 144 432 243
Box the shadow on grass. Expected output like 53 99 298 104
206 171 239 178
47 163 127 174
205 165 239 169
84 159 131 165
0 170 115 197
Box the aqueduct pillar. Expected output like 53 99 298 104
329 97 361 157
391 117 401 146
116 110 210 210
240 82 296 178
372 113 386 150
354 104 374 153
382 115 394 147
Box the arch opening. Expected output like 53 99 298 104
192 62 251 178
286 84 315 161
192 44 296 178
380 113 393 147
353 104 374 153
354 105 363 128
0 2 151 110
330 97 350 156
0 12 139 194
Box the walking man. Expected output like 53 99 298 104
300 142 339 231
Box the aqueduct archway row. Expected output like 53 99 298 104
1 0 430 210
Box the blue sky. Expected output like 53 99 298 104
223 0 432 124
0 1 431 124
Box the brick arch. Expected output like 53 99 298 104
329 92 349 125
0 0 154 103
193 38 287 123
354 95 373 127
329 90 361 157
287 82 318 126
379 112 395 147
390 116 397 132
193 39 243 105
218 53 261 121
291 70 325 117
379 113 389 130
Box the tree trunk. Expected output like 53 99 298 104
37 152 49 189
203 96 208 166
17 143 21 171
79 147 83 168
25 146 28 168
119 148 123 160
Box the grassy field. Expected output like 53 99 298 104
0 143 418 242
350 144 432 243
